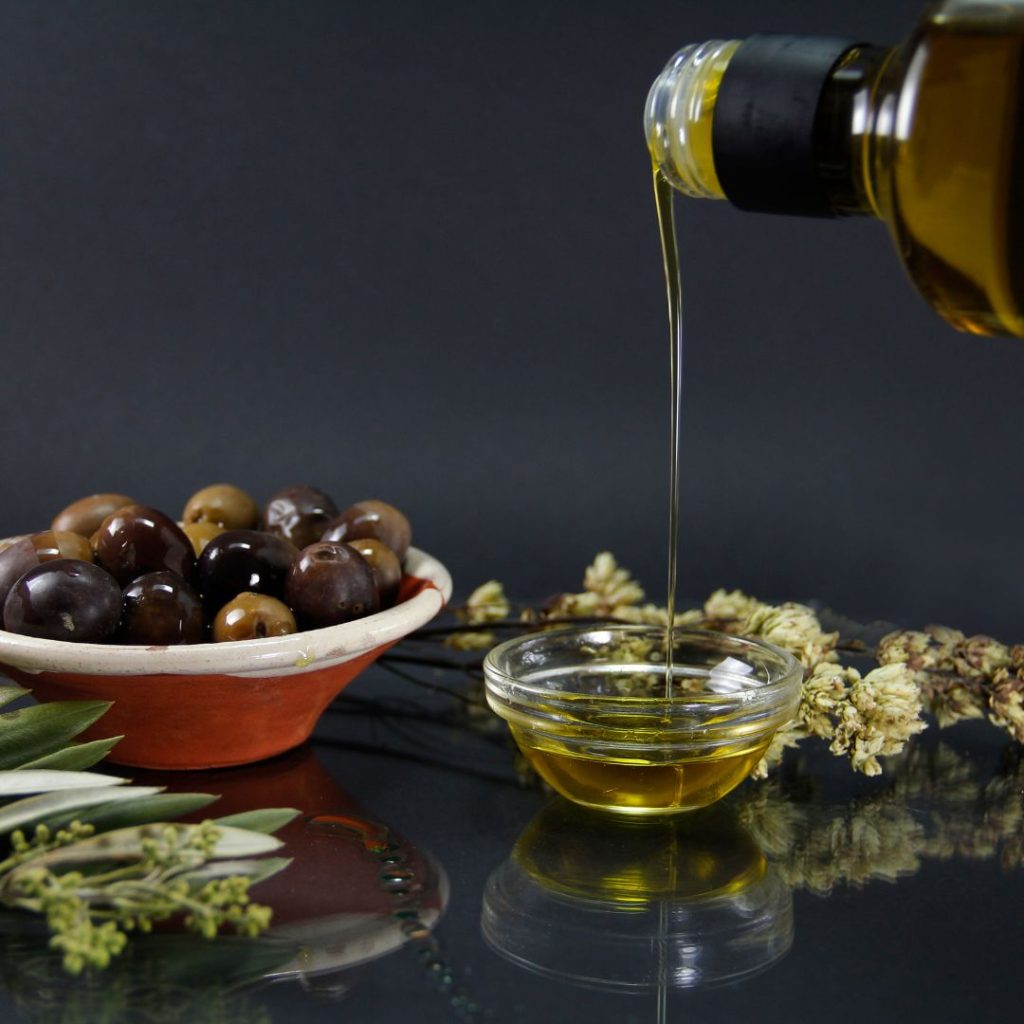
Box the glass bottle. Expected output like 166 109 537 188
644 0 1024 338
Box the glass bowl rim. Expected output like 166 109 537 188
483 624 803 708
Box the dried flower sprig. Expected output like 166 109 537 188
416 551 1022 778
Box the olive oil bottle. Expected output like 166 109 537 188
645 0 1024 337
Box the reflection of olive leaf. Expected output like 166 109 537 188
0 913 296 1024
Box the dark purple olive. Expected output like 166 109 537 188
3 559 121 642
52 493 135 537
321 500 411 560
345 538 402 608
285 542 379 629
0 532 94 610
197 529 298 611
264 486 339 551
119 571 205 645
92 505 195 586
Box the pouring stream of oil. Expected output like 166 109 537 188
654 166 682 699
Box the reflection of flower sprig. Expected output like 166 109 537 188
737 742 1024 894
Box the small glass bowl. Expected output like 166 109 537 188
483 626 802 816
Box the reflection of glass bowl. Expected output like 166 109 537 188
481 798 793 992
484 627 801 814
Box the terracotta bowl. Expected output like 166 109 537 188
0 546 451 770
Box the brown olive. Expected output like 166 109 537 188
0 532 93 611
345 538 402 608
0 539 41 611
183 521 226 557
183 484 260 530
322 500 412 560
212 592 297 642
52 493 135 537
285 542 379 629
30 530 94 563
264 485 339 551
92 505 196 586
119 571 205 645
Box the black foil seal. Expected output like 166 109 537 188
712 35 857 217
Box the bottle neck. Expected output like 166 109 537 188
646 35 894 219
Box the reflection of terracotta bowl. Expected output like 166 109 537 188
0 547 451 770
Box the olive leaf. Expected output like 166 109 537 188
213 808 300 834
0 770 127 798
0 699 111 770
36 792 219 835
16 736 123 771
0 785 164 836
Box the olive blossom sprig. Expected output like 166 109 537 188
0 819 289 975
0 685 296 974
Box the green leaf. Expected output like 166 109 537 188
0 785 163 836
0 770 128 798
38 792 219 835
0 685 28 711
9 822 283 871
0 700 112 770
213 808 299 834
17 736 123 772
181 856 292 888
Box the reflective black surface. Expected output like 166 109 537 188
1 657 1021 1024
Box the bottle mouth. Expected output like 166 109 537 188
644 40 738 199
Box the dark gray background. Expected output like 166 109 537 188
1 0 1019 637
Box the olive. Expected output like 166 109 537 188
264 486 339 551
322 500 411 560
119 571 205 645
212 592 297 642
0 539 42 611
30 530 94 563
92 505 196 586
3 559 121 642
285 542 379 629
52 493 135 537
0 532 94 610
345 538 402 608
197 529 298 611
183 484 260 530
183 520 226 557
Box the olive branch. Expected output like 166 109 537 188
0 684 295 974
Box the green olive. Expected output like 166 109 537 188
183 484 260 530
345 538 402 607
182 520 226 557
212 592 297 642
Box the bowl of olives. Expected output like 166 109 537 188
0 485 451 770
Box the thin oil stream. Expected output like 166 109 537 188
654 167 683 701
